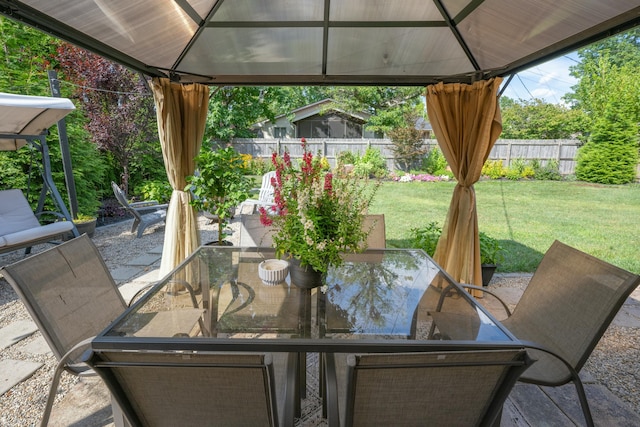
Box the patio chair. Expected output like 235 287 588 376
0 234 152 426
86 350 297 427
111 182 168 238
241 171 277 214
460 240 640 427
323 348 533 427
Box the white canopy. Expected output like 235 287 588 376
0 93 75 151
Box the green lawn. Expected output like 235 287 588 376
369 180 640 274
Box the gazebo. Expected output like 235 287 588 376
2 0 638 286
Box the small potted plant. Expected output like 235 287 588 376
410 224 504 286
478 231 504 286
186 145 252 245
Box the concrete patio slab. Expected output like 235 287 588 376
0 319 37 350
109 266 145 283
21 335 52 355
126 253 161 266
0 359 42 395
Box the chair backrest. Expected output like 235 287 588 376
239 213 385 249
362 214 386 249
258 171 277 203
506 240 640 377
111 181 141 220
339 349 532 427
239 214 275 247
88 350 280 427
1 234 127 367
0 189 42 235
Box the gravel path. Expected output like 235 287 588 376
1 216 639 425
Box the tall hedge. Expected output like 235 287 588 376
576 101 639 184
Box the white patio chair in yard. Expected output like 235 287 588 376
111 182 168 238
241 171 277 214
460 240 640 427
0 234 154 426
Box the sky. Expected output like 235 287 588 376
499 53 580 105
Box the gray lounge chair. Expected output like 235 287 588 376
111 182 167 238
323 349 533 427
461 240 640 427
0 189 76 255
86 350 297 427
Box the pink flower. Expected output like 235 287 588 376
258 207 273 226
324 173 333 195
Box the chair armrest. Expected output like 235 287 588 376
460 284 513 317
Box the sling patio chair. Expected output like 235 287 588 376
460 240 640 427
0 234 156 426
111 182 168 238
323 348 533 427
86 350 297 427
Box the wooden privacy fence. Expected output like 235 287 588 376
231 138 580 175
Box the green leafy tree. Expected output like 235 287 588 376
329 86 424 135
186 145 251 243
568 31 640 183
388 111 429 171
0 17 107 216
500 97 586 139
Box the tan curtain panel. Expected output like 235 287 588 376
426 78 503 294
151 78 209 277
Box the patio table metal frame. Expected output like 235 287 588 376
89 246 523 426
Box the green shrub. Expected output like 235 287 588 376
138 180 172 204
245 155 273 175
410 222 504 265
354 147 387 178
337 150 358 166
576 100 639 184
421 147 449 175
531 159 563 180
482 160 506 179
409 222 442 257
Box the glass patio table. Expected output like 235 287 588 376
92 246 518 353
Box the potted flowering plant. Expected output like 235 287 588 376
259 140 378 286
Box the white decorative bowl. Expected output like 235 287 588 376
258 259 289 286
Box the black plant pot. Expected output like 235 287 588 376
481 264 497 287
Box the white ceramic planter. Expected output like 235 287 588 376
258 259 289 286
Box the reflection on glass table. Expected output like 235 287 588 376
96 247 515 352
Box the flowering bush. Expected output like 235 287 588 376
259 141 379 274
391 172 450 182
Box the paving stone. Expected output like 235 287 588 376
148 245 164 254
0 359 43 395
126 253 161 266
21 335 52 355
110 266 145 283
0 320 38 350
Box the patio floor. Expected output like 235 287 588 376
2 215 640 426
